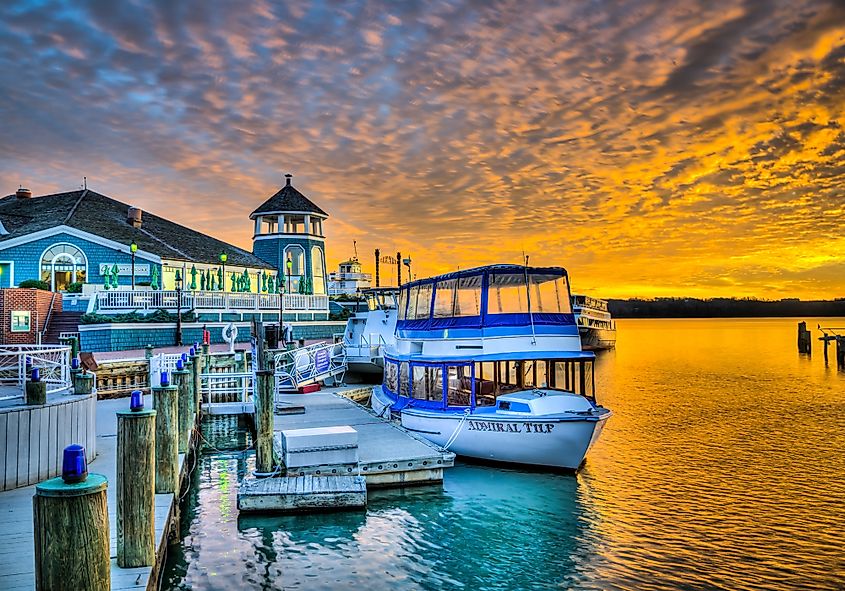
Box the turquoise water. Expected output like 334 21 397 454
163 318 845 590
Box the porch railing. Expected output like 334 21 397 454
95 290 328 313
0 345 72 400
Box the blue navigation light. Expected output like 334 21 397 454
130 389 144 411
176 359 184 371
31 367 40 382
61 444 88 484
181 352 188 363
160 371 169 387
71 357 79 370
189 347 196 356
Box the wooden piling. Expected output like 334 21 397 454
152 385 179 493
191 353 203 415
255 369 275 475
116 409 156 567
797 321 812 354
33 474 110 591
73 371 95 395
837 337 845 369
26 380 47 405
172 369 193 453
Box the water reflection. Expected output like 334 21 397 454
164 319 845 591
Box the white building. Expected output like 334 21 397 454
328 258 372 295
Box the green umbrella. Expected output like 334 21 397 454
103 267 110 290
217 267 223 291
231 272 237 292
190 265 198 290
151 266 160 290
210 271 216 291
200 269 206 291
261 270 267 293
111 264 120 289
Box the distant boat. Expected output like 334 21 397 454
342 287 399 374
572 295 616 350
372 264 611 471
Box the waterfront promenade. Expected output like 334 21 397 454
0 395 185 590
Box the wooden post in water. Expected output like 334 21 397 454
837 337 845 369
172 368 193 453
153 384 179 493
255 369 275 476
797 322 812 354
73 371 95 395
116 408 156 567
33 473 110 590
191 352 203 415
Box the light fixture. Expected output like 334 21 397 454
130 241 138 253
61 444 88 484
130 389 144 412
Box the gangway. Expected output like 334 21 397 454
274 341 347 393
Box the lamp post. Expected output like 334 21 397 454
130 241 138 291
175 270 183 346
277 271 285 346
286 255 293 294
219 252 227 293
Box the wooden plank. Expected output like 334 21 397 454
0 414 6 490
16 409 29 488
38 407 50 481
48 404 59 477
5 411 18 491
57 401 68 464
28 407 41 485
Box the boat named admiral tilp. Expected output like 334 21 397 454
372 264 611 471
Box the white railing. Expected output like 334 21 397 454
0 345 72 400
149 353 183 387
274 341 346 393
343 332 388 360
201 372 253 405
95 290 328 313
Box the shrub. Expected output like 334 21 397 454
80 309 198 325
18 279 51 290
65 282 83 293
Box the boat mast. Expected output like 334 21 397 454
523 255 537 345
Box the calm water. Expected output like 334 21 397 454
163 318 845 590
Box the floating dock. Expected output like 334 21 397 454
238 475 367 512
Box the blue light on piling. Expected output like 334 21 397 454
61 444 88 484
176 358 184 371
181 352 188 363
31 367 40 382
130 389 144 411
160 371 169 387
71 357 79 370
189 347 196 356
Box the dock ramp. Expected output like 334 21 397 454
274 341 347 392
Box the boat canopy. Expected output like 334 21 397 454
396 265 575 334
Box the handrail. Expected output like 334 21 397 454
0 344 72 400
39 292 57 344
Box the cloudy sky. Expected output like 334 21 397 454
1 0 844 298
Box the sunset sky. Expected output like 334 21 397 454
1 0 844 299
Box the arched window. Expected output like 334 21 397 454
40 243 87 291
283 245 305 293
311 246 325 295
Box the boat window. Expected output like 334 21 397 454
454 275 482 316
397 289 408 320
530 274 570 314
521 360 548 388
551 360 594 399
399 362 410 397
446 365 472 406
406 287 420 320
489 273 528 314
380 292 397 310
433 280 456 318
385 361 399 393
415 284 433 319
411 365 443 402
367 293 379 312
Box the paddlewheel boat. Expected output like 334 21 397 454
372 264 611 471
572 294 617 350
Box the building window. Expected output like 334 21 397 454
311 246 326 295
284 245 305 292
40 243 87 292
11 311 31 332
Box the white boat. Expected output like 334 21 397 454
342 287 399 375
572 294 616 350
372 264 611 471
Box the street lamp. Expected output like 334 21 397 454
286 254 293 293
175 270 183 346
129 240 138 291
219 252 227 292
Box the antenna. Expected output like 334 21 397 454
353 240 358 260
83 176 87 190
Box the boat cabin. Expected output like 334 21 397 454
364 287 398 312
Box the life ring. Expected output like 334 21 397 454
222 323 238 345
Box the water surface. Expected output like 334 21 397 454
163 318 845 590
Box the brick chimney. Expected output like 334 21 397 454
128 206 142 228
15 187 32 199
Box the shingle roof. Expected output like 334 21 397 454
250 176 328 217
0 189 275 269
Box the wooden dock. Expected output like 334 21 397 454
271 389 455 487
238 475 366 512
0 395 194 590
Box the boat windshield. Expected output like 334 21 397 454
367 291 397 311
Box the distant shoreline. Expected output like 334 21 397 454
607 298 845 319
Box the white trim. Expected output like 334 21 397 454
0 260 14 286
253 233 325 242
250 210 327 220
0 225 162 264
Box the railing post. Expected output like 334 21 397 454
152 382 179 493
116 405 156 567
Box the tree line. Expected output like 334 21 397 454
606 298 845 318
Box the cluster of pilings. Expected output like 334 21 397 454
31 346 208 591
799 321 845 369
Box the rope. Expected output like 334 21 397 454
443 408 471 451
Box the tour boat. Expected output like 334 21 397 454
372 265 611 471
342 287 399 375
572 294 617 350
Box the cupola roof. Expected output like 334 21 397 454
250 174 328 218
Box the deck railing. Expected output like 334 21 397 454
0 345 72 400
95 290 328 313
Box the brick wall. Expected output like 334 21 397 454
0 288 62 344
